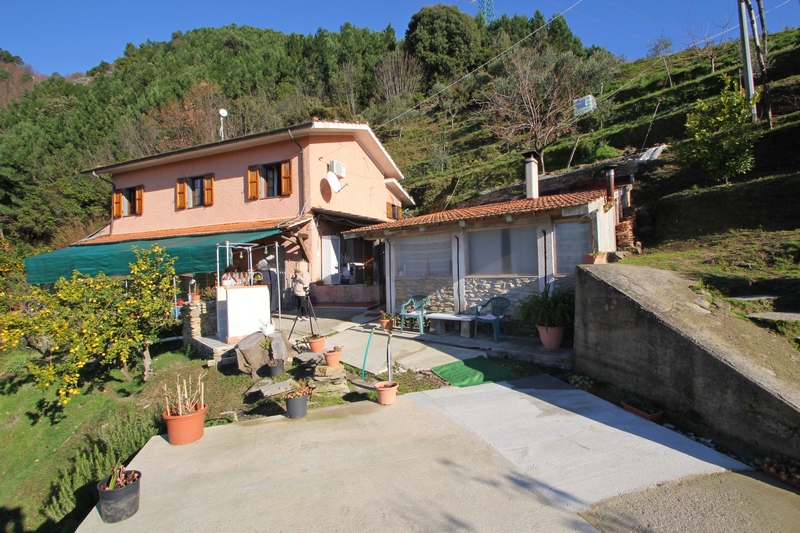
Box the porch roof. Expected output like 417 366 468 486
344 190 605 238
24 226 288 285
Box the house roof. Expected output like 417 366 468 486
81 121 405 181
76 217 312 246
345 190 606 236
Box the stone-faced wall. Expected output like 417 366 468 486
464 276 539 316
394 277 453 313
574 264 800 461
182 300 217 343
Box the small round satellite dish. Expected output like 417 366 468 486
219 109 228 117
326 171 342 193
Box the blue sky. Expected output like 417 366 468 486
2 0 798 76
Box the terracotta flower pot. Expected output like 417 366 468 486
96 471 141 523
620 399 664 423
583 253 607 264
375 381 399 406
191 293 201 302
162 403 208 445
379 319 393 330
308 337 325 353
324 350 341 366
536 325 565 349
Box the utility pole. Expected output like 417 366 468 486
737 0 758 121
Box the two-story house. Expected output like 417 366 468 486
25 121 414 307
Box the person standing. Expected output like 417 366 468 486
292 262 311 321
257 255 280 314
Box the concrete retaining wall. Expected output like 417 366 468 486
574 264 800 461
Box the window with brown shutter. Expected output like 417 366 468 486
386 202 393 218
113 189 123 218
203 174 214 206
134 185 144 215
176 178 187 209
247 166 260 200
280 161 292 195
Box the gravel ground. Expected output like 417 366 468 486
580 471 800 532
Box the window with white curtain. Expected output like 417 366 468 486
395 233 452 277
555 220 591 275
467 226 537 275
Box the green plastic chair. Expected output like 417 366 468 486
474 296 510 342
399 295 430 334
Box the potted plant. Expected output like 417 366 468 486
583 251 607 264
620 398 664 423
756 456 800 490
374 381 399 405
324 345 343 367
260 338 285 377
96 461 141 523
162 373 208 445
378 310 394 330
286 379 312 419
307 333 325 353
517 282 575 349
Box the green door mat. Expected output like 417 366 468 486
432 356 516 387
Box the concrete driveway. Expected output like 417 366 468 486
78 375 753 532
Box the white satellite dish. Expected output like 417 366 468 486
326 171 342 193
219 108 228 117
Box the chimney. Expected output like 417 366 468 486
604 163 617 202
524 151 539 199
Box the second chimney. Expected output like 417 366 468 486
524 151 539 199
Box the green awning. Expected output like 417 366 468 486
24 229 281 285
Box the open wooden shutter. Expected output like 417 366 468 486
112 190 123 218
386 202 393 219
247 166 260 199
203 173 214 206
280 161 292 195
398 206 403 220
134 185 144 215
175 178 187 209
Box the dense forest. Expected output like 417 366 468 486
0 5 612 250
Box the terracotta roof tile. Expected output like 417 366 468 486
346 191 605 234
76 217 311 245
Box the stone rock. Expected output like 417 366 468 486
315 364 345 377
310 381 350 395
294 351 323 366
312 372 347 381
257 379 293 398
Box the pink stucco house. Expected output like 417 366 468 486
25 121 414 307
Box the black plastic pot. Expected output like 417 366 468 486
96 471 141 523
286 395 308 419
267 360 285 378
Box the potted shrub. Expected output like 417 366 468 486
324 345 343 367
307 333 325 353
374 381 399 405
518 282 575 349
96 462 141 523
162 373 208 445
260 338 285 377
286 379 312 419
378 310 394 330
620 398 664 423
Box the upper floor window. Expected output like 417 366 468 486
386 203 402 220
247 161 292 200
176 174 214 209
112 185 144 218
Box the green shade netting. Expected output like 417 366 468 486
24 229 281 285
431 356 516 387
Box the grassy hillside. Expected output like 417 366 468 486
378 28 800 214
